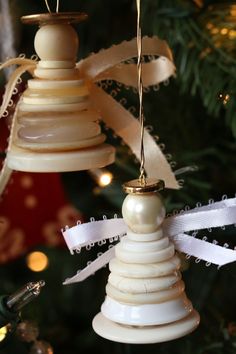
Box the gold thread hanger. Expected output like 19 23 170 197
136 0 146 186
44 0 60 13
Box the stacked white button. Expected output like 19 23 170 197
102 193 194 326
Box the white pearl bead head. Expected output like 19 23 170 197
34 24 79 61
122 193 165 234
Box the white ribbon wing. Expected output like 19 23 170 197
63 218 126 254
164 198 236 235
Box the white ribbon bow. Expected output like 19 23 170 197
62 197 236 285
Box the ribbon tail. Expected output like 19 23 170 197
173 233 236 266
90 83 179 189
0 58 36 84
0 163 12 196
62 218 126 284
0 102 19 195
0 63 35 117
0 58 36 70
63 247 115 285
0 61 35 195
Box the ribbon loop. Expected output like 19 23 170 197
77 36 174 81
94 59 176 88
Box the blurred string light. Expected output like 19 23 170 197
206 23 236 38
202 4 236 55
0 326 8 342
26 252 49 272
89 169 113 187
219 93 230 105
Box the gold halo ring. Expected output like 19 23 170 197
21 12 88 25
122 178 165 194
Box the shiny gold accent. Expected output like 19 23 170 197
123 178 165 194
21 12 88 25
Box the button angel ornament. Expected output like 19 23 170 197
0 7 179 195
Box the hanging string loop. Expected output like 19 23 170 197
44 0 60 13
136 0 146 185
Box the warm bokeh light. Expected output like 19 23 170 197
229 29 236 38
99 172 113 187
89 168 113 187
26 251 49 272
220 28 228 35
206 22 213 30
223 94 230 105
230 8 236 17
0 326 8 342
211 27 219 34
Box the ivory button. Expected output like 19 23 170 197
18 110 101 126
108 272 181 293
115 242 175 264
109 255 181 278
101 295 193 326
127 227 163 241
106 280 185 304
120 236 169 252
18 122 101 143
